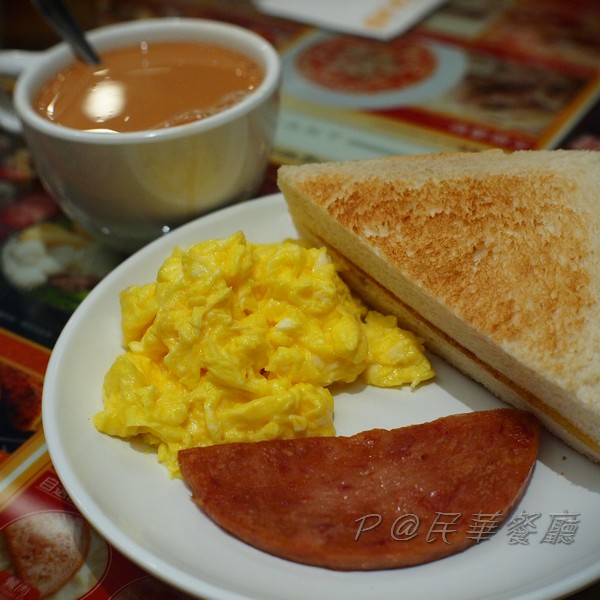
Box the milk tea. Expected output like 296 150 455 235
34 41 263 132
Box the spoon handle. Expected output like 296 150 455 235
31 0 101 65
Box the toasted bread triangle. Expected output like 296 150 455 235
277 150 600 462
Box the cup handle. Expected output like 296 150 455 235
0 50 42 134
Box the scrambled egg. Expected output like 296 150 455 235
93 232 434 476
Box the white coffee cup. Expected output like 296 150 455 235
0 18 281 253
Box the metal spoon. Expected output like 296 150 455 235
31 0 101 65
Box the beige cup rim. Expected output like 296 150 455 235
14 17 281 144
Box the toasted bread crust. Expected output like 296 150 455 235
278 150 600 461
301 228 600 460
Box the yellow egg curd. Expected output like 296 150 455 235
93 232 434 476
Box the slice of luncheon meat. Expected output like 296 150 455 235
179 408 540 570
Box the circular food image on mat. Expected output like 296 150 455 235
283 32 467 110
1 221 122 313
296 35 436 94
0 511 109 599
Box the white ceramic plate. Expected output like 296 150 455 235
43 194 600 600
